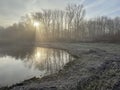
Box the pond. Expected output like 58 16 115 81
0 47 74 87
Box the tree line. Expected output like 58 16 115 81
0 4 120 44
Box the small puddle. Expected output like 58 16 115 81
0 47 74 87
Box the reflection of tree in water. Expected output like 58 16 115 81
0 47 74 74
25 48 74 74
0 46 34 59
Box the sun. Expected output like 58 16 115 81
33 21 40 27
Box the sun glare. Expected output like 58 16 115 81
33 22 40 27
34 51 42 62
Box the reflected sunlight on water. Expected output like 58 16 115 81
0 47 74 87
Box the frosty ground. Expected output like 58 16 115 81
1 43 120 90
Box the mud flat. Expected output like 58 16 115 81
1 43 120 90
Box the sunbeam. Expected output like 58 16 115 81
0 0 120 89
33 21 39 28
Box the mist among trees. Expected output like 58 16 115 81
0 4 120 45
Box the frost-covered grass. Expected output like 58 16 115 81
1 42 120 90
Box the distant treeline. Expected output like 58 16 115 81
0 22 36 46
0 4 120 44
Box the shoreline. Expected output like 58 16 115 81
1 43 120 90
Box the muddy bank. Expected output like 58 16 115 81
1 43 120 90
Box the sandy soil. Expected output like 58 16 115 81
1 43 120 90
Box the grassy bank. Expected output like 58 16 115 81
1 43 120 90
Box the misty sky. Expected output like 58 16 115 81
0 0 120 27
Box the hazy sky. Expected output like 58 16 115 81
0 0 120 27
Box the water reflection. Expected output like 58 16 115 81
27 48 73 74
0 47 74 87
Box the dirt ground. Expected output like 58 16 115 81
1 43 120 90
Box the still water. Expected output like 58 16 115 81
0 47 74 87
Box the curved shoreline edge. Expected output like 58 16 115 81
1 43 120 90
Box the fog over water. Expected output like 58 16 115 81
0 47 74 87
